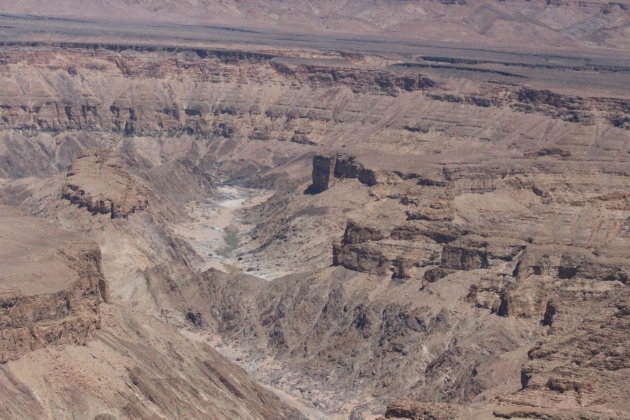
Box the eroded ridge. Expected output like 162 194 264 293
62 150 147 218
0 205 108 363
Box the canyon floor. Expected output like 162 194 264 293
0 3 629 419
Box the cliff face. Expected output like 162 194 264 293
0 44 628 180
310 152 378 194
0 305 304 420
0 205 107 363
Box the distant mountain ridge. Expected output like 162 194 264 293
2 0 629 49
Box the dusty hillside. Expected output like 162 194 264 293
0 25 628 420
1 303 304 420
0 205 302 419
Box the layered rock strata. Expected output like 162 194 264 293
62 150 147 218
0 205 107 363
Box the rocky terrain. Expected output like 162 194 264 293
62 150 148 218
0 204 300 419
0 205 106 363
0 9 628 419
163 146 630 418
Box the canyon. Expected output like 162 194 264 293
0 3 628 419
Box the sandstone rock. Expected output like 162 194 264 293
499 293 630 419
513 246 630 284
405 201 454 222
310 153 336 193
440 244 489 270
334 153 377 186
343 220 386 244
309 152 378 193
62 150 147 218
379 399 467 420
393 257 421 280
272 63 435 94
0 205 106 363
423 267 453 283
496 275 555 318
333 242 391 275
466 275 512 313
290 132 316 145
333 220 440 278
390 223 462 244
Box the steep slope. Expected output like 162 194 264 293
0 205 302 420
0 205 107 363
1 304 304 420
0 148 206 316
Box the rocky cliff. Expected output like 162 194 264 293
151 147 630 417
0 205 106 363
0 43 628 180
0 303 304 420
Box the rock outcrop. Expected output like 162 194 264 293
61 150 147 218
332 220 440 278
378 399 468 420
310 152 378 193
0 205 107 363
0 304 304 420
0 205 302 420
178 131 630 417
310 153 337 194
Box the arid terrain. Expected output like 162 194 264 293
0 2 628 419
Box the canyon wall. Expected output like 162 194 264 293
0 205 106 363
0 42 628 418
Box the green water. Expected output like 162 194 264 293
217 226 239 257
